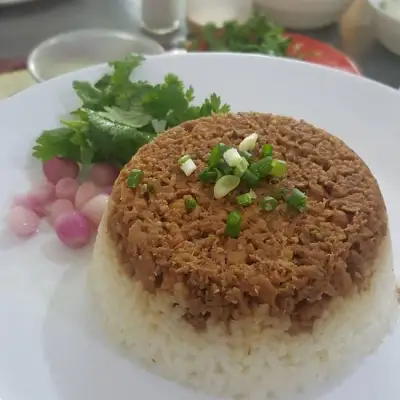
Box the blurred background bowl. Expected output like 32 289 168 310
254 0 354 30
27 29 165 82
368 0 400 56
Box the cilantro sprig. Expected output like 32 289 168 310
32 54 230 166
187 14 291 57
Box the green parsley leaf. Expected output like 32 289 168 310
108 54 144 86
187 13 291 57
32 128 81 161
32 53 231 167
72 81 104 110
97 106 152 128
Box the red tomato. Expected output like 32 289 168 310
188 29 361 76
285 33 361 75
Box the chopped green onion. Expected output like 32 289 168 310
216 160 233 175
224 210 242 238
249 156 273 178
208 144 225 168
239 133 259 152
241 169 260 187
127 169 144 188
259 196 278 212
198 168 219 183
209 143 251 166
223 148 242 167
180 158 197 176
233 157 249 177
236 192 254 207
178 155 190 165
261 144 273 157
218 143 231 152
286 188 307 212
269 159 287 178
239 150 252 162
184 196 197 210
214 175 241 199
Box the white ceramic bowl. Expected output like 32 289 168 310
255 0 354 30
368 0 400 56
27 29 165 82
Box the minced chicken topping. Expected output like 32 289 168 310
107 112 387 331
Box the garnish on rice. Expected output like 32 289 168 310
32 54 231 168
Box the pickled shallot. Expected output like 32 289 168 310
55 178 79 201
75 181 101 210
49 199 75 225
7 206 40 237
54 211 91 249
30 181 55 204
81 194 109 227
42 157 79 184
90 163 119 186
13 193 47 217
7 158 116 249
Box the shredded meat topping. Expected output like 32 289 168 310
107 113 387 331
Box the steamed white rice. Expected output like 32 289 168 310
87 218 398 400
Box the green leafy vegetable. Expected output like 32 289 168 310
224 210 242 238
72 81 104 110
285 188 308 212
32 54 230 166
32 128 81 161
184 196 197 211
188 13 291 57
127 169 144 188
259 196 278 212
97 106 152 128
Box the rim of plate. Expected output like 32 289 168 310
7 52 400 106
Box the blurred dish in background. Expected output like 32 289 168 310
141 0 182 35
254 0 354 30
27 29 165 82
368 0 400 56
186 14 361 75
187 0 253 29
380 0 400 19
0 0 35 4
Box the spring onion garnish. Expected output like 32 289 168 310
208 144 225 168
223 148 242 167
239 133 259 152
249 189 257 199
214 175 240 199
269 159 287 178
261 144 273 157
180 158 197 176
178 155 191 165
127 169 144 188
285 188 307 212
233 157 249 177
184 196 197 210
259 196 278 212
241 169 260 187
216 160 233 175
224 210 242 238
236 191 254 207
239 150 252 162
249 156 273 178
198 168 219 183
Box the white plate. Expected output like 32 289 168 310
0 53 399 400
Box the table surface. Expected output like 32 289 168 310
0 0 399 88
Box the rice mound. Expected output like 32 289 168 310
87 216 399 400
